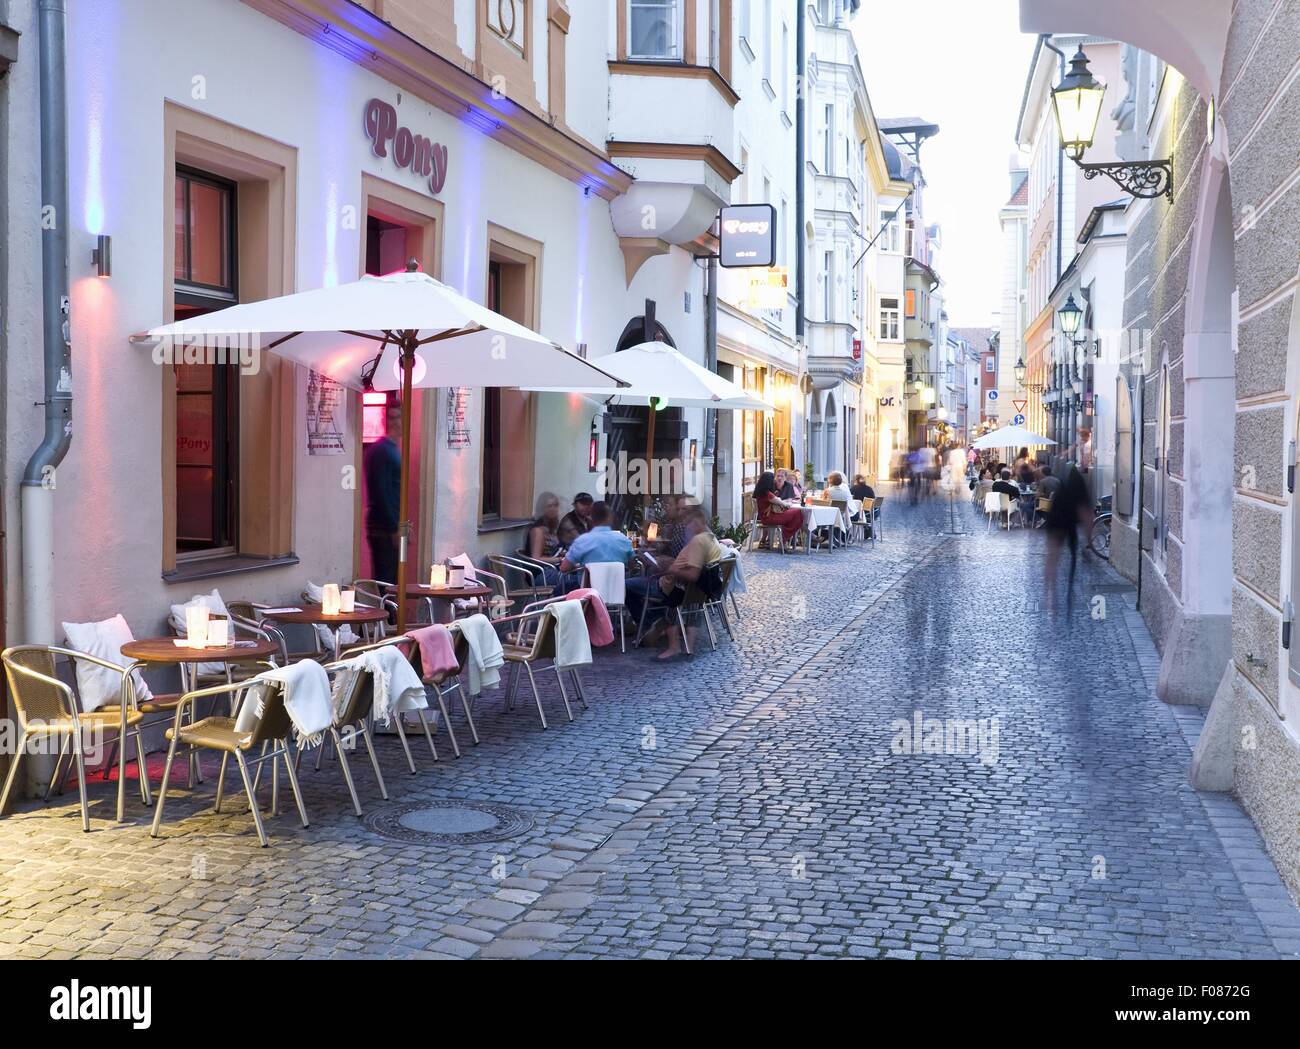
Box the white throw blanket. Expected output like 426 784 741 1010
584 561 626 606
720 543 747 593
451 614 503 695
353 644 427 726
547 600 592 668
236 659 334 749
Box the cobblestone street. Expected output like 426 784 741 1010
2 489 1298 959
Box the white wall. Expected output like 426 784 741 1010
20 0 643 640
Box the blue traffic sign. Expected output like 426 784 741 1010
1013 413 1025 425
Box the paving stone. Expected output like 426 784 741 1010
1 496 1296 958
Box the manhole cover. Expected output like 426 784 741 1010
363 801 532 844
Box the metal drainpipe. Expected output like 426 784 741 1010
22 0 73 647
703 253 719 517
795 7 806 342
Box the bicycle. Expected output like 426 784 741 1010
1088 496 1112 559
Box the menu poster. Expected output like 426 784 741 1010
447 386 471 448
306 370 346 455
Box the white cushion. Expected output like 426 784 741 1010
61 614 154 712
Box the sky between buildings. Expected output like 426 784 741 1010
853 0 1040 328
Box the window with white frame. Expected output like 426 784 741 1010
879 297 900 340
762 0 773 83
985 356 995 373
487 0 527 55
628 0 683 60
878 207 899 252
823 104 834 172
781 22 790 110
822 250 834 320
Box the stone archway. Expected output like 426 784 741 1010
1158 127 1236 705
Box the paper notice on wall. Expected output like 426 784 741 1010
447 386 471 448
306 370 346 455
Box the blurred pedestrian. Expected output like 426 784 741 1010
1043 461 1092 615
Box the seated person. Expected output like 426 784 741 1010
778 468 803 502
627 508 723 660
824 471 853 503
526 491 581 594
849 475 875 501
754 471 803 545
816 471 853 547
559 501 632 573
654 494 692 557
991 469 1021 499
557 492 594 548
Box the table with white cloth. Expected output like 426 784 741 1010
799 505 848 553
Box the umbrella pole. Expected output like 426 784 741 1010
395 334 415 635
644 402 657 509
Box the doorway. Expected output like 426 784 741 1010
355 177 441 581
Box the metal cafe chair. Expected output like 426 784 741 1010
309 636 423 816
149 673 310 848
497 596 593 729
330 634 447 770
488 554 555 609
747 509 789 553
1 645 152 830
670 560 732 654
583 561 629 652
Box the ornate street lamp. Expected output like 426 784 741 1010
1046 41 1173 201
1013 357 1027 385
1057 294 1083 339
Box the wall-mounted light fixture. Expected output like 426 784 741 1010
689 438 698 471
588 416 599 471
1046 40 1173 201
92 234 111 278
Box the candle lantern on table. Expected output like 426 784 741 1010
321 584 342 616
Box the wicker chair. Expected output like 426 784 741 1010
1 645 152 829
149 674 309 848
498 597 592 730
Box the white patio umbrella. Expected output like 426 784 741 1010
525 341 773 411
971 424 1056 450
524 341 772 501
132 263 625 630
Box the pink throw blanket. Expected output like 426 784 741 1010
404 624 459 680
565 588 614 647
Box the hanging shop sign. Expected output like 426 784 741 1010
446 386 471 448
364 98 450 196
719 204 776 268
306 370 346 455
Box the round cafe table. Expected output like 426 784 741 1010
401 582 492 624
261 604 389 658
119 636 280 800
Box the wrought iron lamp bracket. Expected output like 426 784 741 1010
1073 156 1173 202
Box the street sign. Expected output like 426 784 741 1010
1013 399 1027 414
986 389 998 401
1013 413 1025 425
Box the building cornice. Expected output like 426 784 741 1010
607 60 741 108
605 141 742 184
241 0 633 201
